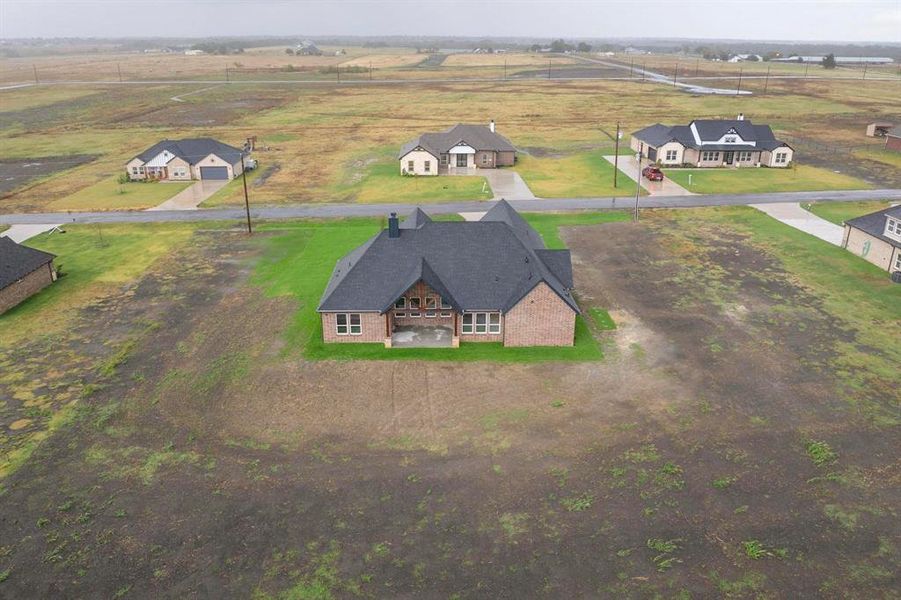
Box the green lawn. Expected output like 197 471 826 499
802 200 892 225
50 177 193 211
852 147 901 169
252 211 629 361
515 153 638 198
199 167 266 208
665 164 872 194
0 223 197 344
338 162 493 204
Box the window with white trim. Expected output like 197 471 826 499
724 136 736 143
440 297 452 309
425 312 436 318
424 160 431 173
132 167 139 174
409 311 421 318
884 217 901 241
395 312 406 318
665 150 677 161
335 313 362 335
425 296 437 309
439 311 451 317
895 252 901 271
481 154 489 164
738 151 753 162
407 160 414 172
774 152 788 164
701 151 720 162
409 297 421 310
440 153 448 165
462 312 501 335
394 297 406 309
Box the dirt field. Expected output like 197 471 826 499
0 210 897 598
0 154 96 196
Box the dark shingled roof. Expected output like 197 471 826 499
132 138 244 166
399 124 516 159
632 118 790 152
399 207 432 229
318 201 578 314
845 205 901 249
0 237 55 290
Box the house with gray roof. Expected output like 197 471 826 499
398 122 517 176
318 201 578 348
0 237 57 315
126 138 246 182
631 114 793 168
841 205 901 274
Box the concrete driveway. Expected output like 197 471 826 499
147 180 229 211
750 202 844 245
604 155 693 196
447 168 537 200
0 223 62 243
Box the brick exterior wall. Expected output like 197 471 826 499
503 282 576 347
391 281 453 329
0 263 55 315
320 311 386 343
885 135 901 152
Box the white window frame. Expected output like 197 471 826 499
440 297 452 309
395 312 406 318
724 136 736 143
425 296 437 310
461 313 473 334
738 151 753 162
774 152 788 164
424 160 431 173
462 312 501 335
894 252 901 271
702 151 720 162
335 313 362 336
440 153 448 165
439 311 451 318
884 217 901 241
425 311 436 318
665 150 677 161
407 160 414 172
409 311 421 318
409 297 421 310
394 297 406 309
481 154 489 165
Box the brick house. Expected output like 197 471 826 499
631 114 793 168
398 122 517 176
0 237 57 315
318 201 578 347
126 138 246 182
841 205 901 273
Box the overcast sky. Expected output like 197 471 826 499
2 0 900 43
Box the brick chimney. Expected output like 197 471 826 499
388 212 400 238
489 119 496 133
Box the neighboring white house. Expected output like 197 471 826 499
126 138 246 182
630 114 794 168
398 122 517 176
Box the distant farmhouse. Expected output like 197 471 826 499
841 205 901 274
126 138 246 182
0 237 57 315
318 201 578 348
296 41 322 56
631 114 793 168
398 122 516 175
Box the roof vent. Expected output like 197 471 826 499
737 113 745 121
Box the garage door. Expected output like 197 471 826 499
200 166 229 180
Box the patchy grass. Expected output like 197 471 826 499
515 153 637 198
198 166 266 208
0 223 198 344
665 164 871 194
251 212 632 362
588 308 616 330
805 440 838 467
49 177 192 211
853 147 901 169
803 200 892 225
337 161 493 204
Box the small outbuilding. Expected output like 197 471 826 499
885 128 901 153
841 205 901 273
0 237 57 315
866 122 895 137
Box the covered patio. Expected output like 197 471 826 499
391 325 455 348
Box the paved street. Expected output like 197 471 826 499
1 189 899 226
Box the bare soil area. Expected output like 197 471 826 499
0 217 897 598
0 154 97 197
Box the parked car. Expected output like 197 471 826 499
642 165 664 181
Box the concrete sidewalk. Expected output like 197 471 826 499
750 202 844 245
1 223 62 243
604 155 694 196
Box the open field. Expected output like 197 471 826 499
665 164 872 194
0 206 897 597
1 45 897 213
803 200 893 225
515 153 639 198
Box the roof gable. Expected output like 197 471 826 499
398 124 516 159
132 138 244 166
0 237 55 290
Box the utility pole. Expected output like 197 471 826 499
673 62 678 87
763 65 770 95
862 62 868 80
695 57 699 77
33 64 39 84
225 66 229 82
548 59 551 79
613 122 621 188
736 67 743 95
504 59 507 81
241 156 252 234
804 62 809 79
633 143 643 223
641 62 646 81
369 61 372 80
117 63 122 82
337 65 340 83
629 58 634 77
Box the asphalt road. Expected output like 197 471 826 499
1 189 899 225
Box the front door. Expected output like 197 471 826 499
456 154 468 168
724 151 735 165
